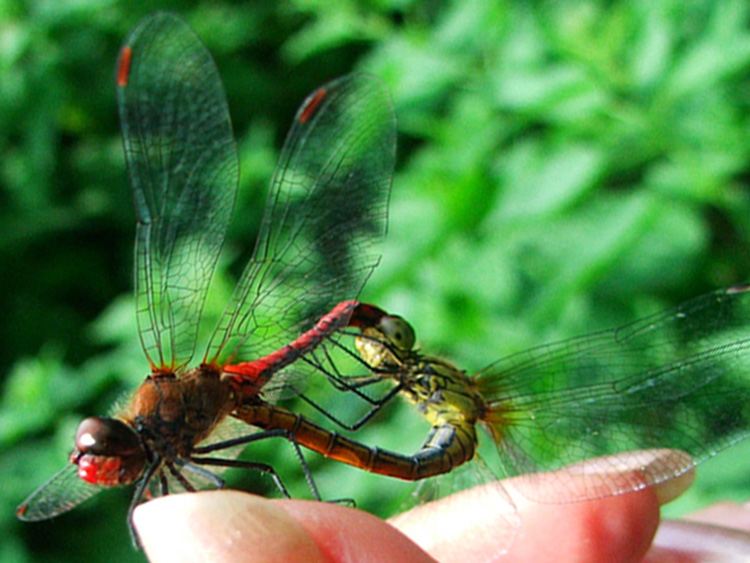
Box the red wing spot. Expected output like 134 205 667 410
16 504 28 517
151 364 176 376
117 46 133 87
299 88 327 123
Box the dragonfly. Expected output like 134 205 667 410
243 290 750 504
16 12 396 534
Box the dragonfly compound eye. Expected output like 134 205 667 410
378 315 416 351
73 417 146 486
75 417 141 456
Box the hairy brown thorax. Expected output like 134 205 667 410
127 366 237 458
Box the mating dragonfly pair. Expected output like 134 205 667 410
16 12 750 541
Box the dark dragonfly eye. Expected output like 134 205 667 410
72 417 147 487
378 315 416 351
75 417 141 457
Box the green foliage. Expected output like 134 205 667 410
3 1 750 560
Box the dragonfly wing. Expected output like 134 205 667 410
16 464 102 521
118 13 238 372
476 285 750 501
206 74 395 367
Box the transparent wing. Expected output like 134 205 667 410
16 464 102 521
206 74 395 367
475 284 750 501
118 13 238 373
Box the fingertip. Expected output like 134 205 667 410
496 452 674 563
133 491 325 563
653 468 694 506
556 449 695 507
133 492 434 563
389 450 686 563
390 479 661 563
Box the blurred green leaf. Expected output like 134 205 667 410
5 2 750 561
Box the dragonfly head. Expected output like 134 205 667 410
355 314 416 368
71 416 146 487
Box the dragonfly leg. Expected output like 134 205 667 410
190 456 294 499
192 427 322 500
295 335 406 429
295 381 404 430
127 456 163 549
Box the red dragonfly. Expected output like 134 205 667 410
16 12 395 532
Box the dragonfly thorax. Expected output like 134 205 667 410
406 359 485 427
128 365 237 458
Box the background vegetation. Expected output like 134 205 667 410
4 0 750 561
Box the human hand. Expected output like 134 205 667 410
133 449 695 562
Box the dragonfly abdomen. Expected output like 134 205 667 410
235 401 478 480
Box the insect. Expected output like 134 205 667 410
244 291 750 504
16 12 395 534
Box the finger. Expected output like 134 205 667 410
275 499 436 562
134 491 325 563
134 491 435 563
390 480 660 563
390 449 695 563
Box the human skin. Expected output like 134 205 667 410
646 502 750 563
133 450 703 563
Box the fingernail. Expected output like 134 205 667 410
566 449 694 505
